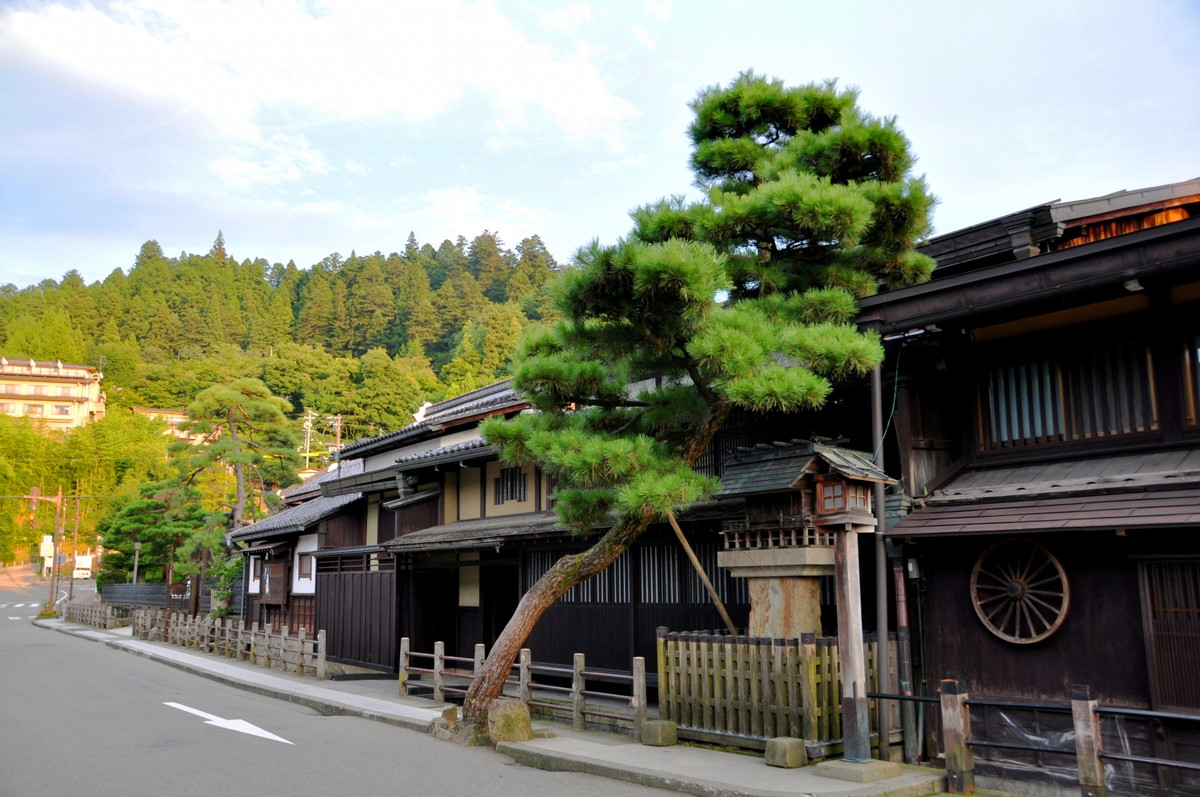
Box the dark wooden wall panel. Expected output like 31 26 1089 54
316 569 397 671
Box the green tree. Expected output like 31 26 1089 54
296 269 335 347
468 230 512 302
97 479 208 586
174 378 301 528
4 309 85 362
345 349 439 434
346 260 394 355
461 73 935 724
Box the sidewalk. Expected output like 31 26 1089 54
35 617 947 797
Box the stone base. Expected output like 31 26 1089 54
640 719 678 747
813 758 902 783
487 698 533 743
765 737 808 768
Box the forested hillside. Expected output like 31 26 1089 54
0 229 561 565
0 230 561 439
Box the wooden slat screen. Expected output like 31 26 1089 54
1139 559 1200 714
980 339 1157 451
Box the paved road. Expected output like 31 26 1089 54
0 567 670 797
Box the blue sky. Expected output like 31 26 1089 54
2 0 1197 288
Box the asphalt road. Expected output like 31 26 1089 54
0 565 670 797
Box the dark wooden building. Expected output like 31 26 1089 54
862 179 1200 794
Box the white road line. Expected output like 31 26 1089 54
8 616 20 621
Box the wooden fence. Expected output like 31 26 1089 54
656 628 899 755
399 638 648 739
133 609 327 679
62 601 134 629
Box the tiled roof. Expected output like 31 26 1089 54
394 437 493 471
229 491 362 542
281 459 363 503
340 380 524 457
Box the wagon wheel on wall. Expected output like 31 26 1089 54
970 538 1070 644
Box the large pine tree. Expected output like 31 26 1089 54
461 73 936 726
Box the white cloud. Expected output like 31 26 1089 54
632 25 656 51
410 186 552 243
644 0 671 23
538 2 594 36
1 0 637 149
209 134 332 190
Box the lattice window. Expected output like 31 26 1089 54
494 466 528 504
1184 334 1200 429
1139 559 1200 713
979 339 1157 451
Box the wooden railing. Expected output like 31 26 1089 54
62 601 132 629
399 638 648 738
656 628 899 756
133 609 327 679
720 516 833 549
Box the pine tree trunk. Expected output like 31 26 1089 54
460 400 731 729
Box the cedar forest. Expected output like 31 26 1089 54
0 228 561 571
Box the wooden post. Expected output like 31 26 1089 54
316 630 327 680
667 513 737 634
833 527 871 762
655 627 669 723
398 637 410 696
519 648 532 705
296 629 307 674
1072 684 1106 797
939 679 974 795
433 640 445 703
632 656 647 743
572 652 586 731
473 642 486 677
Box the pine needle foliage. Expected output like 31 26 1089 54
464 72 936 725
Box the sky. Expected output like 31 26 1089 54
1 0 1198 289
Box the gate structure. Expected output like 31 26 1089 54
315 551 398 671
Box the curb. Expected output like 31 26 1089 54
34 620 442 734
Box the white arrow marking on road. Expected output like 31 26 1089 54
164 702 293 744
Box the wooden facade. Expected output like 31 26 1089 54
866 180 1200 792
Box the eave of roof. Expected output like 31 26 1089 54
383 513 568 553
888 486 1200 537
318 464 402 498
229 492 362 543
339 380 525 458
887 447 1200 537
858 216 1200 335
394 437 493 472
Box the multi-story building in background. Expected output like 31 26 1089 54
0 357 105 429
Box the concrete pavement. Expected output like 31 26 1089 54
33 617 948 797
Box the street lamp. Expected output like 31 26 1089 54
132 541 142 585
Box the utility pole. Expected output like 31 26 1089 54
29 487 67 611
68 483 81 602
